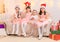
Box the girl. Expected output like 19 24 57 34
28 10 40 36
11 6 21 36
21 6 31 37
38 3 52 39
29 10 39 24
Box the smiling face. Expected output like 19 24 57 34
32 10 37 15
40 7 45 13
26 6 31 13
26 8 31 12
15 7 20 13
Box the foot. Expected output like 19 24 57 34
24 34 26 37
7 34 11 36
7 34 14 36
22 33 26 37
14 34 18 36
38 36 42 40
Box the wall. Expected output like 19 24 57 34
1 0 60 22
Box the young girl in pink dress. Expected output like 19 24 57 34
37 3 52 39
11 6 21 36
21 6 31 37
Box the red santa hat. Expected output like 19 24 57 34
24 1 31 6
40 3 46 8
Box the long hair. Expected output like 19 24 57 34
26 6 31 12
39 8 46 15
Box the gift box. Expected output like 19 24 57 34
49 34 60 40
51 30 60 34
50 23 58 31
50 20 60 40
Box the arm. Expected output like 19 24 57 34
45 12 51 19
10 14 16 23
38 15 44 22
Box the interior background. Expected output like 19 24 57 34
0 0 60 22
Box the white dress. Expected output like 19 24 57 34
30 15 43 27
29 15 42 36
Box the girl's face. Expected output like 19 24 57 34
15 8 20 13
26 8 31 12
41 8 45 12
32 10 37 15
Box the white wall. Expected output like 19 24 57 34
0 0 60 22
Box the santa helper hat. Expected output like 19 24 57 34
24 1 31 7
40 3 46 8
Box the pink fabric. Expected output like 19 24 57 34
12 18 21 24
12 14 21 24
40 14 46 18
21 13 31 23
36 21 43 27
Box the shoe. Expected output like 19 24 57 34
7 34 12 36
14 34 18 36
38 36 42 40
24 34 27 37
22 33 26 37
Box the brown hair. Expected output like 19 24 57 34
26 6 31 12
15 6 20 9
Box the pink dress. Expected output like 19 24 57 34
42 15 50 25
20 12 31 36
39 14 52 26
33 14 46 27
21 12 31 23
12 13 21 24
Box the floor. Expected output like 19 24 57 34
0 36 60 42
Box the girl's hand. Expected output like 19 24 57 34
28 21 32 24
11 20 13 23
38 19 43 22
39 18 46 22
31 18 34 20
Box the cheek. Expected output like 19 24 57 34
26 9 28 11
16 9 18 11
26 9 31 12
16 9 19 11
28 9 31 11
42 9 45 11
34 13 37 15
34 12 37 14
